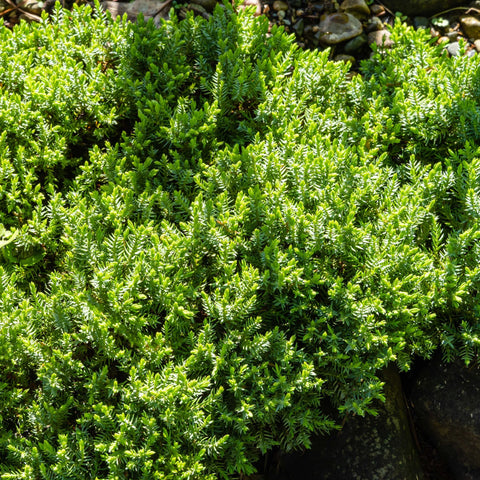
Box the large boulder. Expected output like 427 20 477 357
409 355 480 480
380 0 467 16
269 366 424 480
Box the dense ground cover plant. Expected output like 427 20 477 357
0 3 479 478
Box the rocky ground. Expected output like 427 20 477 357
4 0 480 71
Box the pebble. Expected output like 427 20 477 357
278 9 286 19
446 31 458 42
369 3 385 15
437 36 450 44
366 16 383 32
187 3 209 17
191 0 216 12
273 0 288 12
339 0 370 18
460 16 480 40
344 32 368 53
334 54 356 63
21 0 43 14
474 39 480 52
293 17 304 35
318 12 363 45
368 29 394 48
445 41 460 56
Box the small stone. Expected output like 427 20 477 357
368 29 393 48
366 16 383 32
340 0 370 17
474 38 480 51
296 9 304 15
369 3 385 15
127 0 167 20
437 36 449 44
318 12 363 45
334 54 356 63
413 16 430 29
447 31 458 41
293 18 304 36
467 48 477 57
187 3 210 17
22 0 43 14
344 32 368 53
430 28 440 38
277 9 286 19
273 0 288 11
445 41 460 56
460 15 480 40
191 0 217 12
102 1 132 19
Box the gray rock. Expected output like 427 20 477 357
344 32 368 53
19 0 43 14
413 16 430 29
370 3 385 15
334 54 356 63
191 0 217 12
460 15 480 40
186 3 210 18
272 0 288 11
410 355 480 480
381 0 465 16
366 16 384 32
339 0 370 18
447 30 459 42
368 29 394 48
270 366 424 480
292 18 304 36
446 41 461 56
318 13 363 45
101 0 137 21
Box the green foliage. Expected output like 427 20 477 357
0 5 479 478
